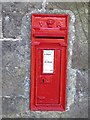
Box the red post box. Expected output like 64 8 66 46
30 14 68 111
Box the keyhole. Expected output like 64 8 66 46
42 79 44 83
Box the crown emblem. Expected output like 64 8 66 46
46 19 55 28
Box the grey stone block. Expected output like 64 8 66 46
2 2 42 38
0 3 2 38
2 97 27 117
2 41 26 97
2 3 28 38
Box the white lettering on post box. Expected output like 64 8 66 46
43 50 54 73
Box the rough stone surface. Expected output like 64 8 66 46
0 3 2 38
2 41 26 97
1 2 89 118
0 41 2 119
2 2 42 38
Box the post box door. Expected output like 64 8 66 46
35 45 61 104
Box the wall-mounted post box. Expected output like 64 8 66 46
30 14 68 111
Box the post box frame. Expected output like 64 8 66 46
30 14 68 111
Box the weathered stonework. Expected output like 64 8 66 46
0 3 2 38
0 2 88 118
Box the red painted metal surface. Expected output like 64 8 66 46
30 14 69 111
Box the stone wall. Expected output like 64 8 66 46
0 2 88 118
